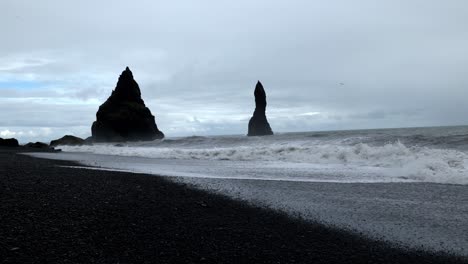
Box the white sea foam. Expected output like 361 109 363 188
58 139 468 185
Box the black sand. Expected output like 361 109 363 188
0 148 466 263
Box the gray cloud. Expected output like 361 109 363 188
1 0 468 142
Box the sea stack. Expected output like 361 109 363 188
248 81 273 136
91 67 164 142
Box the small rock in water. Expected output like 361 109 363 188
50 135 85 147
24 142 49 149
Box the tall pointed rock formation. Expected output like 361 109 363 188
91 67 164 142
248 81 273 136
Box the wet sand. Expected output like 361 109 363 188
174 177 468 256
1 148 466 263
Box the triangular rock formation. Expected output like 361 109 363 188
91 67 164 142
248 81 273 136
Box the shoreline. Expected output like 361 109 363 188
26 150 468 255
1 148 466 263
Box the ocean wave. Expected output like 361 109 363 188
60 140 468 184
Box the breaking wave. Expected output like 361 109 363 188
60 139 468 185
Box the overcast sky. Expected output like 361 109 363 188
1 0 468 142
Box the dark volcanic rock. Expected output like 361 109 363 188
50 135 85 147
84 136 94 145
91 67 164 142
248 81 273 136
0 138 19 147
24 142 49 149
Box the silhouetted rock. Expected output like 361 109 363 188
84 136 94 145
248 81 273 136
91 67 164 142
25 142 49 149
0 138 19 147
50 135 85 147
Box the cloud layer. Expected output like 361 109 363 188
1 0 468 142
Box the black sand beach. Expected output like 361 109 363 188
0 148 466 263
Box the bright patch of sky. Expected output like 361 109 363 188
0 80 44 89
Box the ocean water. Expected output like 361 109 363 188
56 126 468 185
